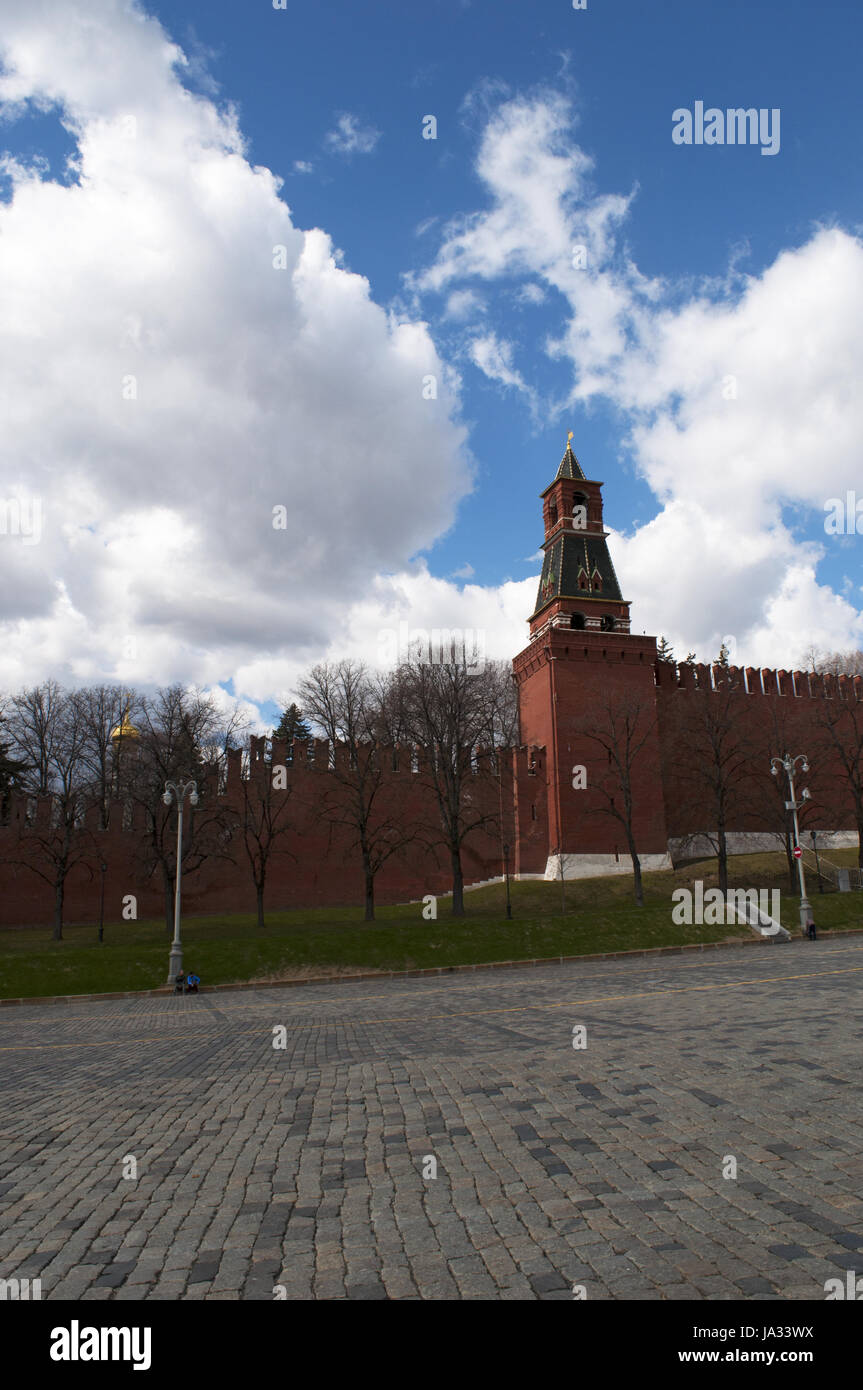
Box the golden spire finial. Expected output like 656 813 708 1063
567 430 573 447
111 692 139 742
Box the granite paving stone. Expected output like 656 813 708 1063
0 938 860 1300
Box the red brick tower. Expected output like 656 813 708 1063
513 435 669 878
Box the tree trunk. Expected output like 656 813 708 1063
53 873 64 942
627 837 643 907
717 823 728 897
450 845 465 917
784 824 796 893
256 877 266 930
857 817 863 872
362 846 375 921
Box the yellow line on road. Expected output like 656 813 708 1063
355 962 863 1025
0 962 860 1052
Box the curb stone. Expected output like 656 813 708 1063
1 927 860 1007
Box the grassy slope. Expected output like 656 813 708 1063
1 851 860 999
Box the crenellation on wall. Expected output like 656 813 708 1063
0 739 546 926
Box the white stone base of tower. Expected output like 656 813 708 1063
544 852 673 882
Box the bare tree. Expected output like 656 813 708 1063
76 685 132 828
0 695 29 823
814 649 863 677
296 660 412 921
580 689 659 906
395 657 503 917
5 685 96 939
477 659 520 748
232 736 297 928
8 680 64 795
128 686 241 933
670 667 759 894
811 673 863 870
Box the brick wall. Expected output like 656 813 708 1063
0 740 531 927
1 659 860 928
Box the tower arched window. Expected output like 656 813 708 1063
570 613 585 630
601 614 616 632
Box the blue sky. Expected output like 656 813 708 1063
162 0 861 584
0 0 861 726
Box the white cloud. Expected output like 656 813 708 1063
414 90 863 666
235 565 537 708
292 159 313 175
516 283 547 306
443 288 485 321
469 332 532 397
324 112 380 156
0 0 470 712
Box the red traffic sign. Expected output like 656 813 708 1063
793 846 803 859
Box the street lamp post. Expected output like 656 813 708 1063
771 753 813 933
810 829 824 893
98 860 107 943
162 780 199 985
503 842 512 920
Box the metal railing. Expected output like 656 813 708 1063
800 846 863 891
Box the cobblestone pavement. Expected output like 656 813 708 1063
1 938 862 1301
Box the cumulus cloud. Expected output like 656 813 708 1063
414 89 863 666
0 0 473 709
4 16 859 719
243 565 536 710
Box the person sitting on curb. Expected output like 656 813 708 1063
173 971 185 994
186 973 200 993
806 918 817 940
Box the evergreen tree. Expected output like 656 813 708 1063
0 728 28 812
273 702 312 743
683 651 697 665
716 642 731 668
656 635 675 663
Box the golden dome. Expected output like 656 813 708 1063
110 714 139 742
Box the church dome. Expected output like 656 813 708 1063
110 714 139 742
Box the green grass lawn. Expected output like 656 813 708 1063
1 851 860 999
